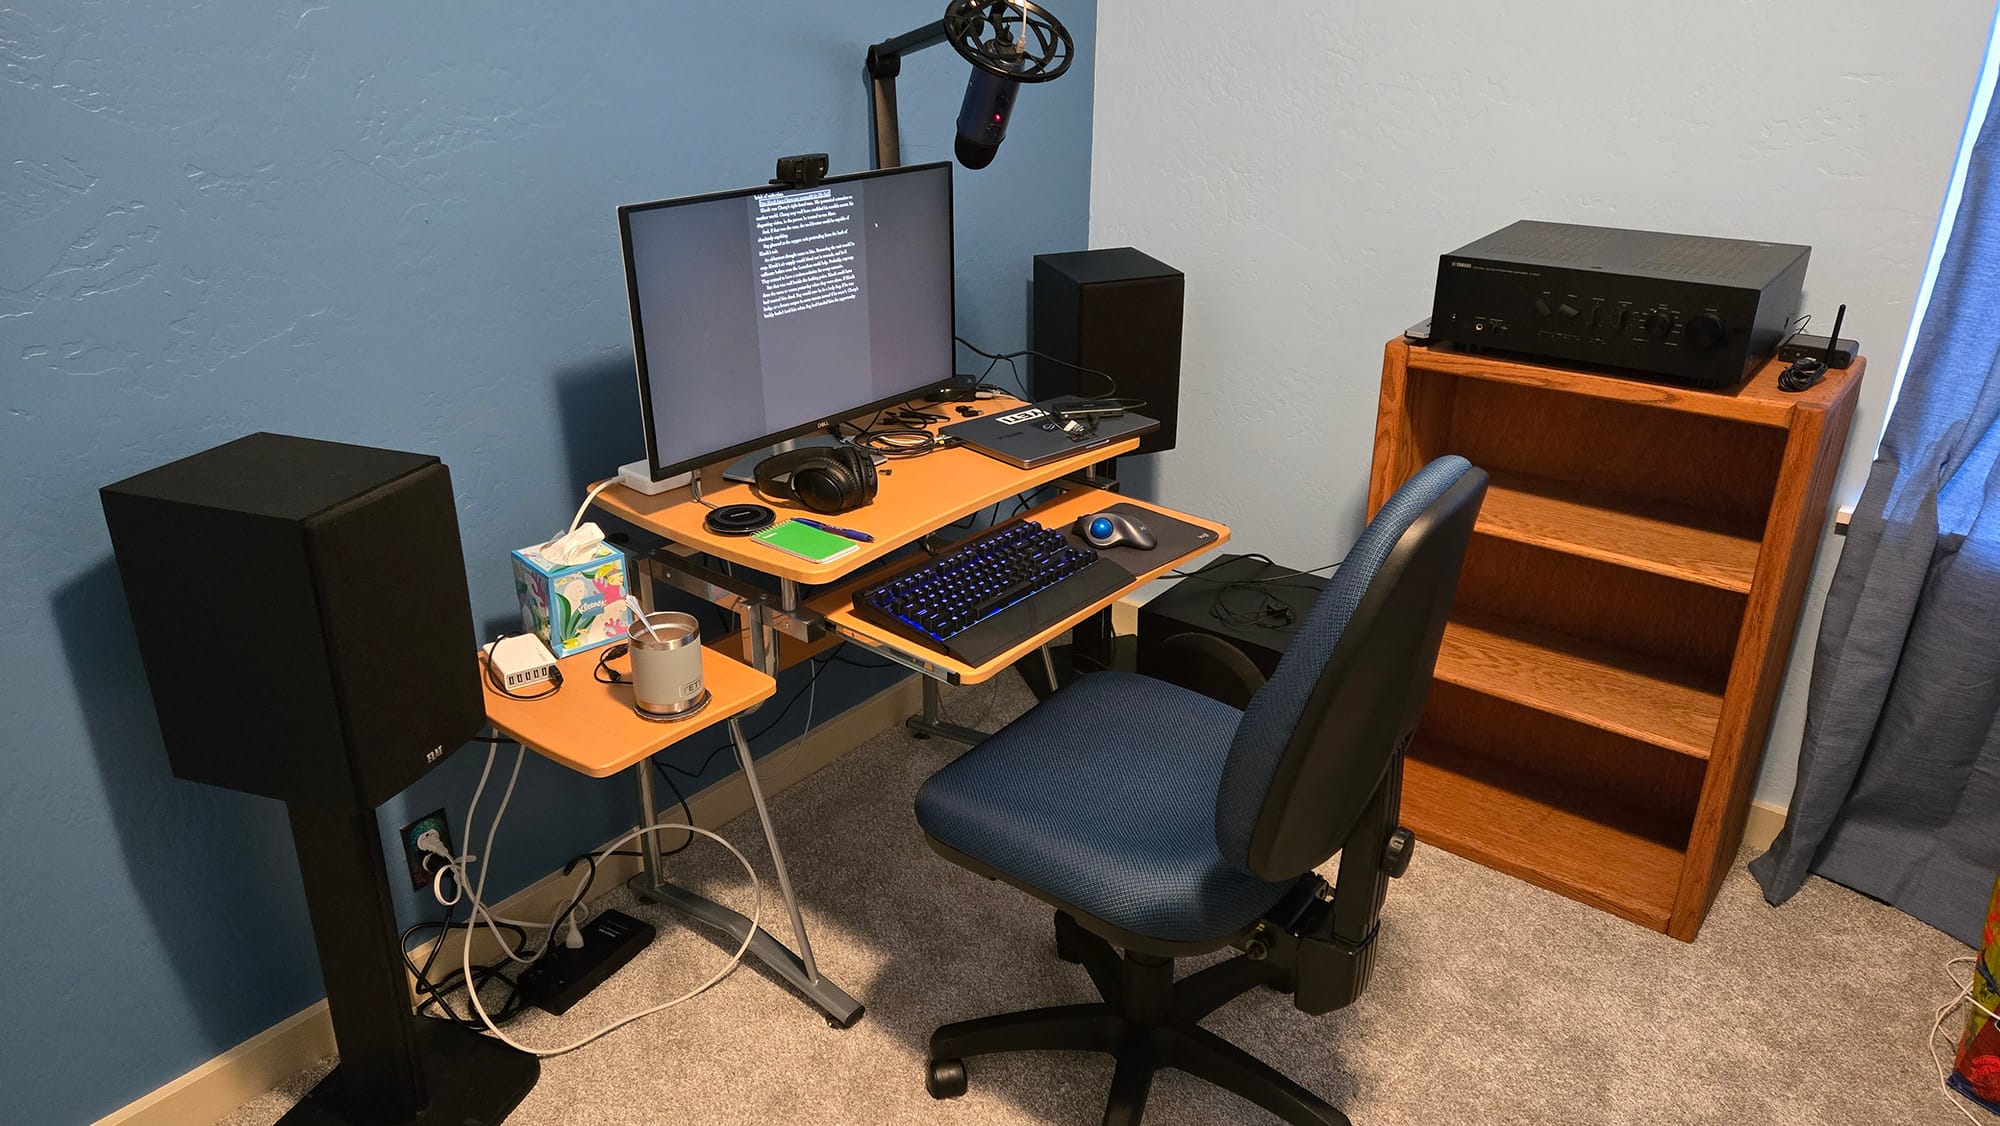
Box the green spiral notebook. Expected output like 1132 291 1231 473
752 519 862 564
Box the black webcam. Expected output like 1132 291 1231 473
771 153 829 189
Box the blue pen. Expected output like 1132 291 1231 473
795 517 875 543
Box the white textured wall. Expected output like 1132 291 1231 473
1089 0 1995 806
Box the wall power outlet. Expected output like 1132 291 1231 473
399 808 453 890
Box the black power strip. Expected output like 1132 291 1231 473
516 909 656 1016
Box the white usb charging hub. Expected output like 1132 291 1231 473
487 634 559 690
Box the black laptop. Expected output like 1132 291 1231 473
942 396 1161 469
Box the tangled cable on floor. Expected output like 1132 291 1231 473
419 743 763 1057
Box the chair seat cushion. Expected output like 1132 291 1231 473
915 671 1295 944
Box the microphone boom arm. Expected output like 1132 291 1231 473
865 20 950 170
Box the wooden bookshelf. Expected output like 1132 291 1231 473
1370 339 1862 940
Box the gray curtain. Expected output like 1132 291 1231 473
1748 98 2000 947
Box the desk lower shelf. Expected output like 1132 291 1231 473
815 489 1230 684
481 647 776 777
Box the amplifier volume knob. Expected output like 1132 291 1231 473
1644 310 1673 339
1685 312 1725 349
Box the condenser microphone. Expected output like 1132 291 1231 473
940 0 1073 170
955 64 1022 169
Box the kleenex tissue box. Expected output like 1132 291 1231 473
511 541 628 658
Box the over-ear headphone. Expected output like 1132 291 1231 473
752 446 878 514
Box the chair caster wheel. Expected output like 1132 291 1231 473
926 1058 967 1099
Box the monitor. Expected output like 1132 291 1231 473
618 162 957 482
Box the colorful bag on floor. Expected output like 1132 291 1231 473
1953 872 2000 1114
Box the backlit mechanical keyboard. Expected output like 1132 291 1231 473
852 519 1134 666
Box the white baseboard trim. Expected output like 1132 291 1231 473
93 676 920 1126
90 1000 334 1126
1744 799 1788 853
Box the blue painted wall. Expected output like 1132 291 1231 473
0 3 1095 1121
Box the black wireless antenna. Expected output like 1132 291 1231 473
1823 304 1847 366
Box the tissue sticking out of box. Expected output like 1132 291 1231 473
540 521 608 567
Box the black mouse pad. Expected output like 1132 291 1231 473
1057 501 1220 572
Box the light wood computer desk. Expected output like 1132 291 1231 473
486 396 1228 1027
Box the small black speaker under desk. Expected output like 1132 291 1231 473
1138 554 1327 683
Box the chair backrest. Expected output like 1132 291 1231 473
1213 456 1486 880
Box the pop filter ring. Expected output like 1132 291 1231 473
944 0 1074 83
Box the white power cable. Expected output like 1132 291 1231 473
472 745 526 951
803 668 819 734
423 745 542 965
459 821 762 1057
538 479 620 563
423 741 763 1057
564 479 617 541
1927 953 2000 1125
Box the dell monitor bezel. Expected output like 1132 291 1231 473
617 161 958 484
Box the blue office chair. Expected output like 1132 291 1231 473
913 456 1486 1125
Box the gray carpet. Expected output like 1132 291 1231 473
224 672 1977 1125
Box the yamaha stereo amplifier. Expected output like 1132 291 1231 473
1430 221 1809 388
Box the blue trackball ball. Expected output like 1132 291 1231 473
1090 517 1113 539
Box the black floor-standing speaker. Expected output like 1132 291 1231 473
100 433 537 1126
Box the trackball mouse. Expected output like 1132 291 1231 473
1075 511 1156 550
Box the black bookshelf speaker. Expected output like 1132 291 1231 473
1031 247 1184 455
100 433 484 811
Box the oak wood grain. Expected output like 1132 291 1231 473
1403 739 1686 931
1372 338 1864 941
1478 469 1763 593
1455 534 1748 680
481 647 776 778
1667 359 1863 939
1435 610 1725 760
1418 681 1706 844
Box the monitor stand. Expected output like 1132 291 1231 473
720 434 882 484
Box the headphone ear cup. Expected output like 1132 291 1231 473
796 456 860 512
754 447 872 514
837 446 877 502
794 462 852 514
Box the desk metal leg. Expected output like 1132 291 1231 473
636 761 668 889
905 675 989 746
628 720 864 1029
